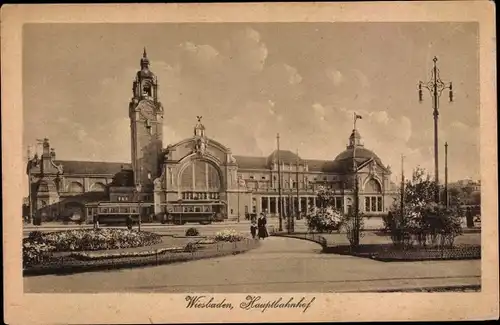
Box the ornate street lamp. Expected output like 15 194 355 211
135 183 142 231
418 56 454 203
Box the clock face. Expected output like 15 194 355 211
139 104 155 120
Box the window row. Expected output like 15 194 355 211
365 196 383 212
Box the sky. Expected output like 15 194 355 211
23 22 480 185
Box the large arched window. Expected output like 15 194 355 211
89 182 106 192
364 178 383 212
180 160 221 191
67 181 84 193
364 178 382 193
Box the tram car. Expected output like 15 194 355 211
90 202 155 225
164 201 226 225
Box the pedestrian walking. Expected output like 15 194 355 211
257 213 269 239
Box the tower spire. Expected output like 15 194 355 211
140 47 150 69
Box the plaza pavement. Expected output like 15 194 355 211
24 236 480 293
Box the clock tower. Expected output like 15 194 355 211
129 48 164 190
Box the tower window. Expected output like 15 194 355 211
143 84 152 97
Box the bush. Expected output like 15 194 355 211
389 202 463 249
214 229 245 242
388 168 464 250
23 241 54 267
185 227 200 237
23 228 162 267
305 207 343 233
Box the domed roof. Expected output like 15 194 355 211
334 147 383 164
267 150 301 165
334 128 383 167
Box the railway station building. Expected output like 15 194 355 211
26 50 398 224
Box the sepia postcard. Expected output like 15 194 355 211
2 2 498 323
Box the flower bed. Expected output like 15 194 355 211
24 239 260 276
214 229 246 242
23 229 162 267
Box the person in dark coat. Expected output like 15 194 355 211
466 207 474 228
126 214 133 230
257 213 268 239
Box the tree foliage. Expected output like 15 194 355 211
388 167 463 249
306 186 364 248
305 186 342 233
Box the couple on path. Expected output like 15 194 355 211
250 212 269 240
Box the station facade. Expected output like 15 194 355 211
26 50 398 223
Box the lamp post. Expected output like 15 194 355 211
401 154 405 219
27 145 33 225
445 142 449 208
276 133 283 232
418 56 454 203
293 148 300 233
237 176 241 223
135 183 142 232
352 113 363 247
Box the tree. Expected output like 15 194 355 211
388 167 463 249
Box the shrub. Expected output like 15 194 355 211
214 229 245 242
389 168 464 249
185 227 200 237
23 240 54 267
305 207 343 233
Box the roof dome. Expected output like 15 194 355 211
334 128 383 167
334 147 382 164
266 150 301 166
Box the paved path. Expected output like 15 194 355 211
24 237 480 293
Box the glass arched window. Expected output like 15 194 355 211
180 160 221 191
89 182 106 192
364 179 382 193
68 182 84 193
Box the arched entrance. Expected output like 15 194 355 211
169 158 225 224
